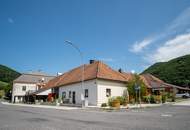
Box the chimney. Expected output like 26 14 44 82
89 60 96 64
118 68 123 73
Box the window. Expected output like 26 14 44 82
69 91 71 98
85 89 88 98
62 92 66 99
106 89 111 97
22 86 26 91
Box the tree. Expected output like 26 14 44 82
127 74 147 102
3 83 12 101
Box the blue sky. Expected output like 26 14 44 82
1 0 190 75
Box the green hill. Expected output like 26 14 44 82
142 55 190 87
0 81 8 89
0 64 20 98
0 64 20 83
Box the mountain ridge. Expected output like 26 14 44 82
142 54 190 87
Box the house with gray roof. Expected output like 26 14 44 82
12 72 55 103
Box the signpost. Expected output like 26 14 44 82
135 83 141 108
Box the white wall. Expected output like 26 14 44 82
59 79 97 105
12 83 37 102
97 79 127 106
59 79 127 106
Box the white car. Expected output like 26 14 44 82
176 93 190 98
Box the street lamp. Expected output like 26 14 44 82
64 40 85 107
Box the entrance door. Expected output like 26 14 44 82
72 91 76 104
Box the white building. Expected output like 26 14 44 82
45 60 132 106
12 72 54 103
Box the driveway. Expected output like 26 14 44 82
0 102 190 130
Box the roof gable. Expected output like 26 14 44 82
140 74 166 88
45 61 129 89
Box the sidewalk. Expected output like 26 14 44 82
86 103 163 110
1 102 82 110
127 103 162 108
173 99 190 106
1 101 163 111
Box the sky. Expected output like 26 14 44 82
1 0 190 75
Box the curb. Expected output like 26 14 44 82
1 102 81 110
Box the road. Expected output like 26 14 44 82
0 102 190 130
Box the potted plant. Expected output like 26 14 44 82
112 98 120 108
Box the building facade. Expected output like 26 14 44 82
44 60 130 106
12 72 54 103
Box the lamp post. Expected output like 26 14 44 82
135 83 138 106
64 40 85 107
138 86 141 108
135 83 141 108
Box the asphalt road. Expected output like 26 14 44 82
0 103 190 130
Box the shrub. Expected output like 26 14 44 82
101 103 107 107
161 92 168 103
116 96 126 105
108 97 114 106
0 95 2 99
143 95 151 103
162 94 167 103
129 98 135 104
150 95 156 103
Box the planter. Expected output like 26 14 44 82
112 99 120 108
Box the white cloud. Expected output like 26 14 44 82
8 18 14 24
130 6 190 54
146 33 190 63
130 38 154 53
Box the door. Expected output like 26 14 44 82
72 91 76 104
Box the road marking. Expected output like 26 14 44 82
161 114 172 117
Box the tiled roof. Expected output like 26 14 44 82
140 74 166 89
45 61 130 89
163 82 190 91
14 73 55 84
121 72 135 81
139 74 190 90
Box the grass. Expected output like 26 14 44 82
0 81 8 98
0 80 8 88
0 90 5 98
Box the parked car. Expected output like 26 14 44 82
176 93 190 98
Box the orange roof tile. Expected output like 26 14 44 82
140 74 166 88
45 61 130 89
